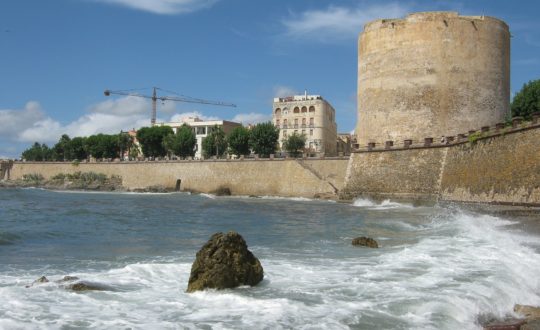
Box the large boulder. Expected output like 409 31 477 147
352 236 379 248
187 231 263 293
515 305 540 320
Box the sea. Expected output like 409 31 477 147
0 188 539 330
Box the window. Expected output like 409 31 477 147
302 118 306 127
293 107 300 113
283 107 289 115
302 130 306 135
301 106 307 113
310 129 313 136
294 130 298 135
196 126 206 135
309 118 314 126
309 106 315 112
276 119 280 126
294 118 298 128
283 119 288 128
275 108 281 116
283 130 287 137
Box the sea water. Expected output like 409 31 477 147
0 188 539 329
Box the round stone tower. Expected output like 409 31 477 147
356 12 510 146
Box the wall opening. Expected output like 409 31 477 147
175 179 182 191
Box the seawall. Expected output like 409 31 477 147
342 121 540 206
6 158 349 199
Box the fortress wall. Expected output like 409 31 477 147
301 159 349 190
343 124 540 205
440 127 540 205
341 148 446 200
8 159 349 198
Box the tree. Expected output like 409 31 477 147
66 137 88 160
163 124 196 159
53 134 71 161
117 132 133 160
249 122 280 157
136 126 173 158
202 125 227 158
22 142 54 161
283 133 306 158
512 79 540 118
85 134 119 159
227 126 251 157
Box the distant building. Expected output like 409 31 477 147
272 92 337 156
158 117 241 159
336 133 353 156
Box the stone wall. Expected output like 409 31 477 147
8 158 349 198
343 123 540 206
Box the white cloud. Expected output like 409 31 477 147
94 0 219 15
169 111 220 123
0 101 46 136
282 3 410 42
273 85 298 98
230 113 271 125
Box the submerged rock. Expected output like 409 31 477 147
352 236 379 248
66 281 108 292
187 231 263 293
56 276 79 283
26 276 49 288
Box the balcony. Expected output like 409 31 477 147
282 124 288 129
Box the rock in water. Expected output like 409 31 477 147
352 236 379 248
187 231 263 293
515 305 540 320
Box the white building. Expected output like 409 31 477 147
272 93 337 156
158 117 241 159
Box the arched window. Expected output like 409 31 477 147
301 106 307 113
283 119 288 128
275 108 281 116
283 107 289 115
293 107 300 113
309 106 315 112
276 119 280 127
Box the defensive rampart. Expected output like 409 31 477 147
6 158 349 199
343 117 540 206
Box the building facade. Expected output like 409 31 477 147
357 12 510 146
272 93 337 156
158 117 241 159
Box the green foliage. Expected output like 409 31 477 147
511 79 540 118
283 133 306 157
202 125 227 158
227 126 251 157
85 134 120 159
467 131 483 145
136 126 174 158
249 122 280 158
163 124 196 159
22 142 54 161
53 134 71 161
22 173 44 183
67 137 88 160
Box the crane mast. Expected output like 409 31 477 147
103 87 236 125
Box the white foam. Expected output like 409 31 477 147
353 198 414 209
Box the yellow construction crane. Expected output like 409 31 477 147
104 87 236 125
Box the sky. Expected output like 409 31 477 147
1 0 539 158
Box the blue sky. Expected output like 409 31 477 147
1 0 539 158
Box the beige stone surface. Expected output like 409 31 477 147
343 125 540 205
9 159 349 198
357 12 510 146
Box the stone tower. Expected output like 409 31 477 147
356 12 510 146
